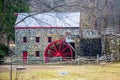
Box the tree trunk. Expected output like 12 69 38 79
7 36 10 56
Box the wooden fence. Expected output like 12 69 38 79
0 54 120 65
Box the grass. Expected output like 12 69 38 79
0 63 120 80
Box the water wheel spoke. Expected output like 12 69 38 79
62 52 71 56
47 53 54 56
59 42 62 52
61 46 69 53
53 43 58 51
48 48 56 54
65 52 71 55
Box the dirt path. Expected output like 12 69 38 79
0 65 65 72
0 66 8 73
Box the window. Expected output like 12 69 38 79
36 51 40 57
36 37 40 43
48 37 52 42
23 37 27 43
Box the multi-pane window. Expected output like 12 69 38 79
48 37 52 42
36 51 40 57
36 37 40 43
23 37 27 43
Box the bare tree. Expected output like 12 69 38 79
1 0 119 35
28 0 120 33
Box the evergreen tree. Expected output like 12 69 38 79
0 0 29 54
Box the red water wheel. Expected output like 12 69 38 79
44 39 73 63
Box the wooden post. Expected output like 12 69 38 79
10 62 12 80
117 53 120 62
97 54 99 64
104 54 107 62
111 53 114 62
61 57 63 64
78 56 80 65
27 56 28 64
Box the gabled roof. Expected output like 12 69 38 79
15 12 80 29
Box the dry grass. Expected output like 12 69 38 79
0 63 120 80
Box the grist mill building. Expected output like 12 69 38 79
15 12 80 62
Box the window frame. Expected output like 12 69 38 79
48 37 52 43
36 51 40 57
36 37 40 43
23 37 27 43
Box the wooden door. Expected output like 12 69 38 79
23 51 27 62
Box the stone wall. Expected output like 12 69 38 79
105 35 120 56
15 28 80 58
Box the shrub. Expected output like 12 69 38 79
0 50 5 58
0 43 9 56
0 50 5 64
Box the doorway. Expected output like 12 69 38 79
80 38 102 57
23 51 27 62
69 42 75 59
